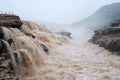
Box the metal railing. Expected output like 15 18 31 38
0 11 14 15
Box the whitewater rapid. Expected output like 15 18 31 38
36 40 119 80
4 21 119 80
23 26 120 80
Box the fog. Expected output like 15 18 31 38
0 0 120 24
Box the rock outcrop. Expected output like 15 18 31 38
0 14 69 80
0 14 22 28
0 14 23 80
56 31 72 38
91 19 120 54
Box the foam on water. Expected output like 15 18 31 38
36 39 120 80
2 21 120 80
31 26 120 80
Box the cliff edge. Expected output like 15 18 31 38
0 14 22 28
90 19 120 54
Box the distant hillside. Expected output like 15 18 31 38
72 3 120 29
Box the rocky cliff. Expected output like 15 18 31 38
0 14 68 80
0 14 22 28
91 19 120 54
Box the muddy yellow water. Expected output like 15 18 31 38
4 21 119 80
23 39 120 80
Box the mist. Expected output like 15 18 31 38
0 0 120 24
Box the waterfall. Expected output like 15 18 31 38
0 23 48 77
1 40 17 67
0 21 120 80
17 49 36 76
2 27 13 43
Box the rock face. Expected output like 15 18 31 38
0 40 19 80
91 20 120 54
0 14 22 28
0 14 23 80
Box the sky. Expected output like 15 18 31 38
0 0 120 24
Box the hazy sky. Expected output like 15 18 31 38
0 0 120 24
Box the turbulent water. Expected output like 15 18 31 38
2 21 120 80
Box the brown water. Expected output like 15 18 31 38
2 21 120 80
30 40 120 80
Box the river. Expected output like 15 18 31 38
21 24 120 80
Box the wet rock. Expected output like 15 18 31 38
0 27 4 39
0 14 22 28
13 52 19 65
0 40 19 80
7 39 13 45
0 37 15 60
56 31 72 38
0 60 19 80
25 33 35 38
91 24 120 54
40 43 49 53
0 40 10 59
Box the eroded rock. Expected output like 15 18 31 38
91 21 120 54
0 14 22 28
